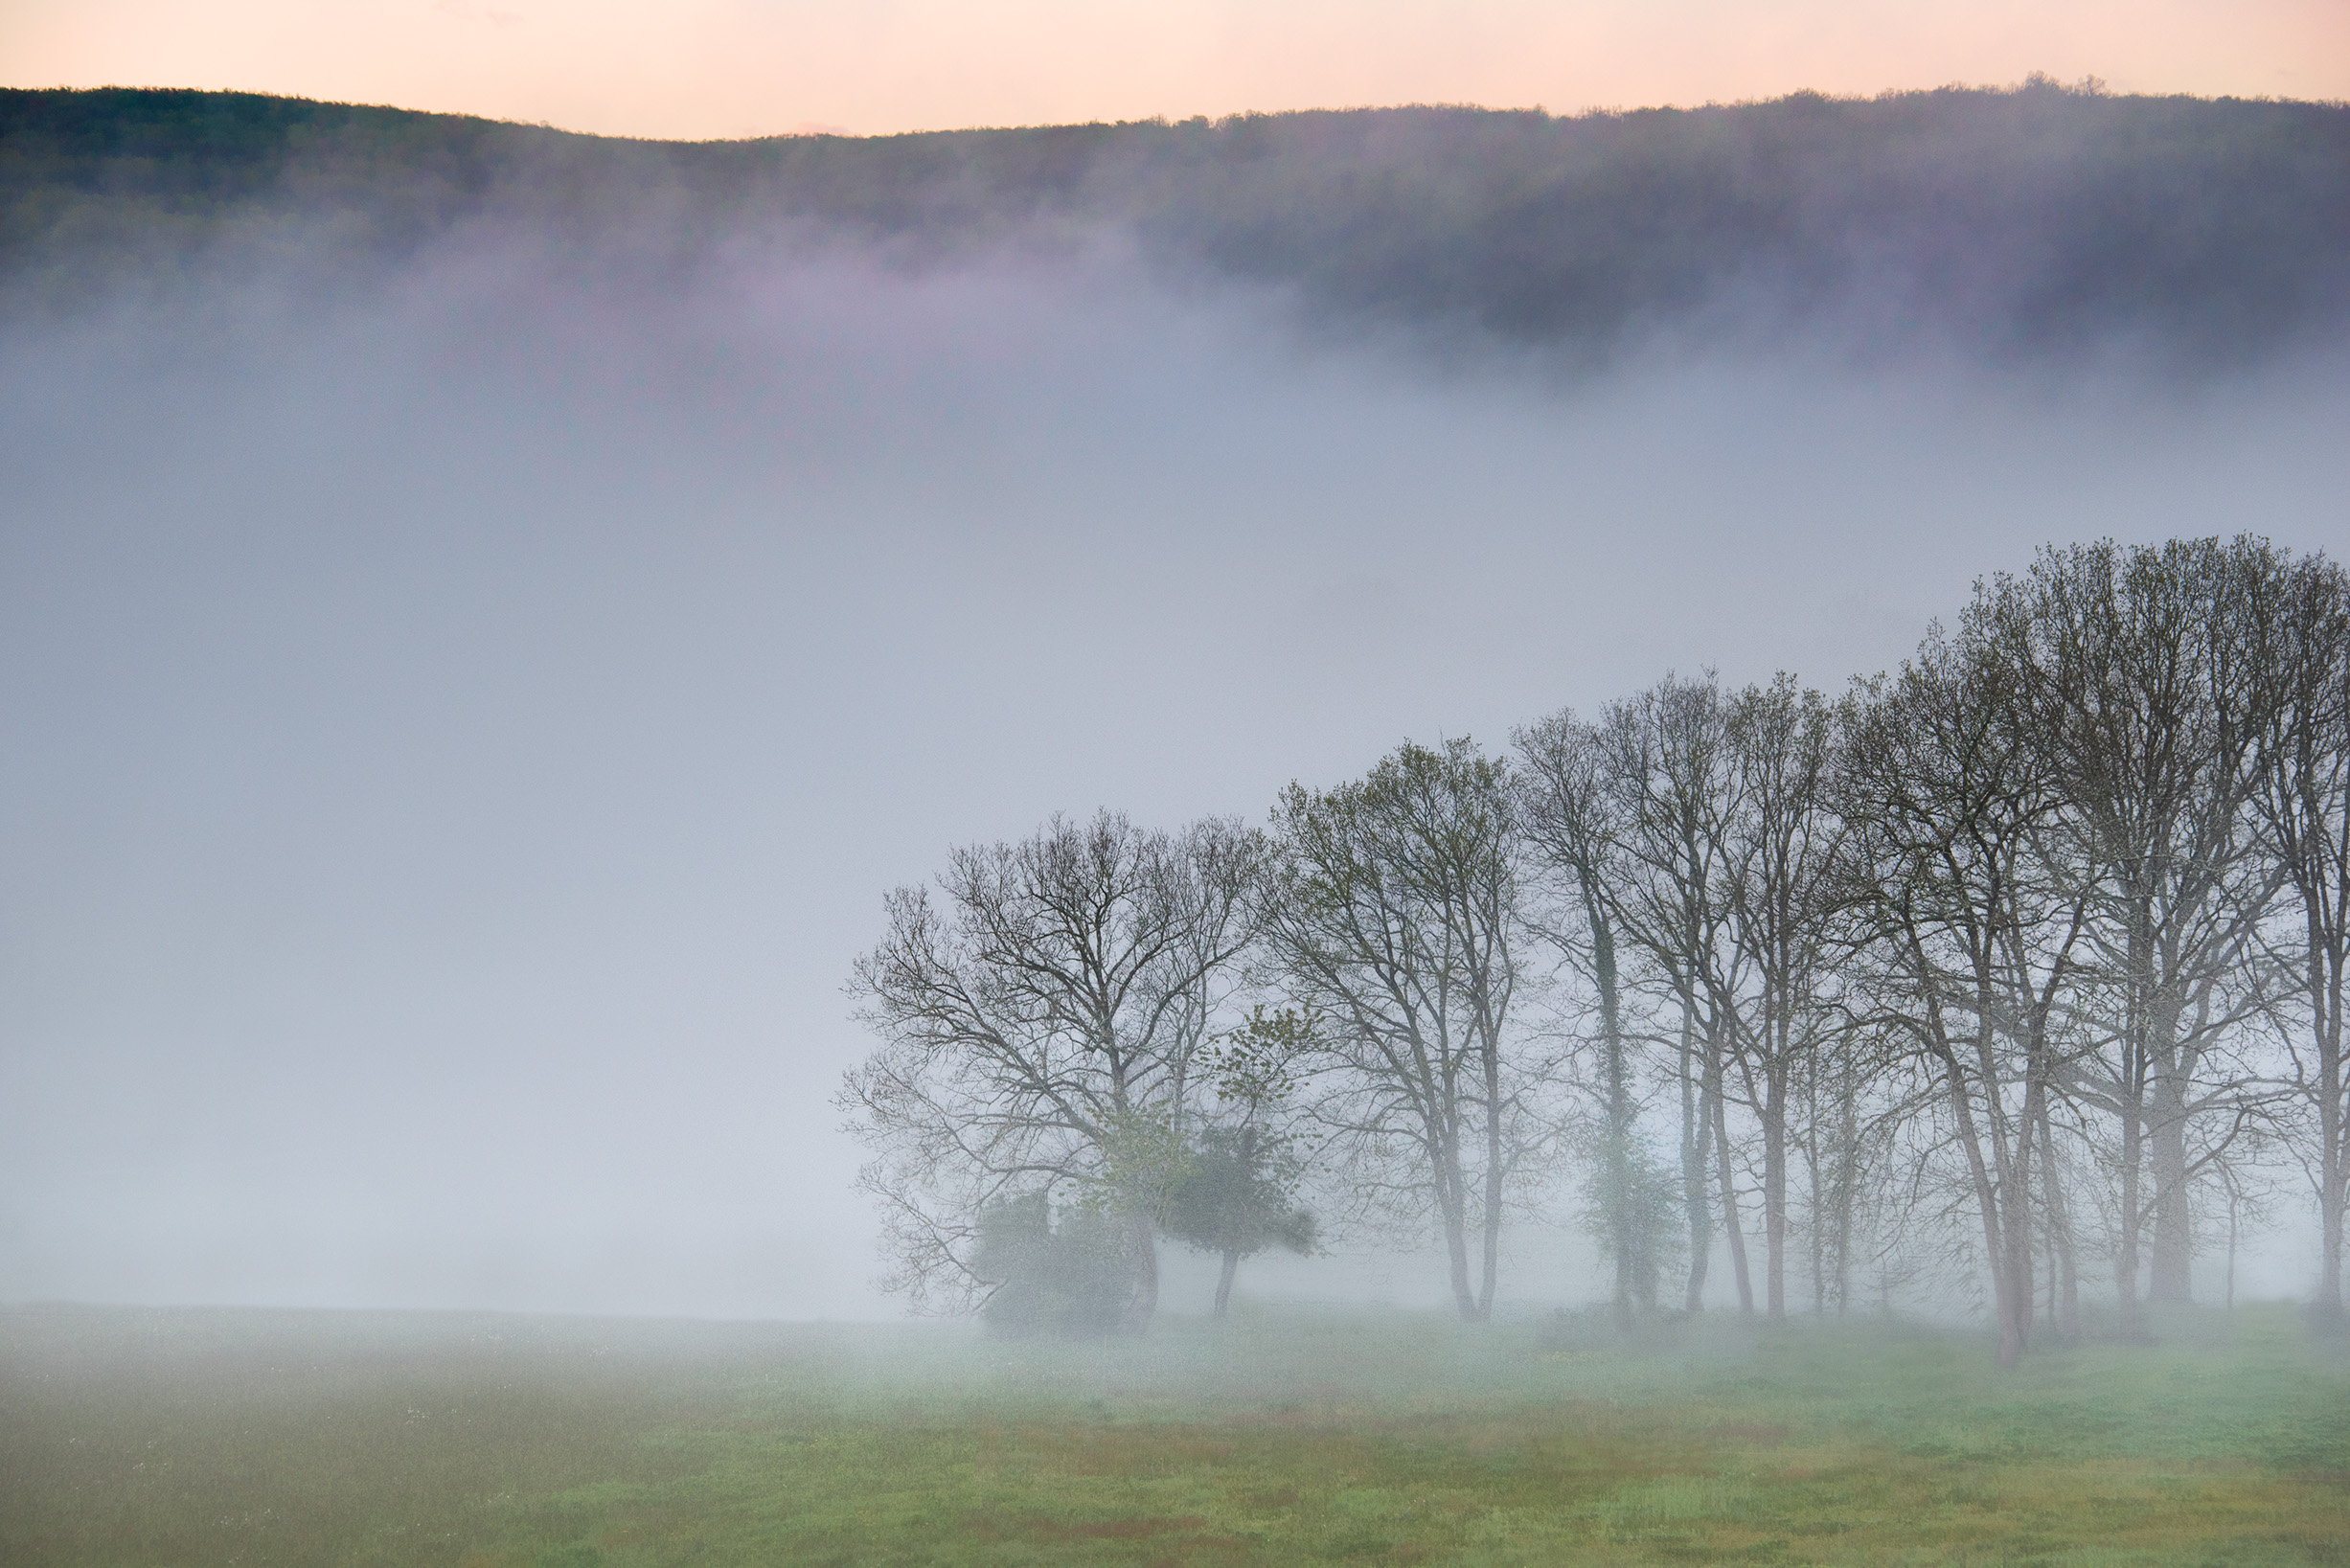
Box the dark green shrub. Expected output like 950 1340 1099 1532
971 1193 1136 1337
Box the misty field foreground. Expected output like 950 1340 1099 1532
3 1306 2346 1566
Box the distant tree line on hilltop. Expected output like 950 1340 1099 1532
4 80 2346 364
839 537 2350 1366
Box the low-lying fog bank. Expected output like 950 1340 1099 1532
2 87 2345 1322
4 1298 2331 1407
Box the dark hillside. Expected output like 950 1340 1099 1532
4 81 2345 362
1129 90 2350 359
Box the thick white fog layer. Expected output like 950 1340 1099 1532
1 236 2343 1317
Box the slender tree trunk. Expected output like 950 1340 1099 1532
2039 1107 2081 1340
1443 1209 1478 1320
1216 1124 1251 1320
2225 1190 2239 1311
1443 1201 1478 1320
1681 1012 1713 1311
2113 917 2151 1333
1762 1068 1788 1321
1940 1051 2024 1368
1478 1182 1501 1319
1435 1125 1481 1322
2043 1221 2057 1326
2117 1104 2145 1335
1479 1034 1503 1322
2011 1071 2043 1345
1834 1094 1859 1315
1805 1097 1826 1317
2059 1216 2080 1337
2315 932 2346 1317
1124 1217 1160 1333
2323 1044 2346 1315
2149 1036 2196 1305
1714 1038 1755 1315
1582 872 1637 1329
2114 917 2153 1333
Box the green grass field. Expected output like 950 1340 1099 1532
3 1300 2345 1566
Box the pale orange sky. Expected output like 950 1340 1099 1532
5 0 2346 140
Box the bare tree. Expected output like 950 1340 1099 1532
1591 675 1752 1313
2243 549 2350 1316
2033 1094 2093 1338
1263 739 1528 1322
1793 1027 1911 1316
1517 710 1656 1328
1841 628 2091 1365
1720 676 1850 1320
1982 540 2284 1323
838 810 1262 1328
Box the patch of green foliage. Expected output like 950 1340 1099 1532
973 1193 1138 1337
2 1301 2345 1565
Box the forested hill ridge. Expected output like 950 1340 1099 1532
5 80 2347 362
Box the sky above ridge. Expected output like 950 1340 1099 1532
7 0 2347 138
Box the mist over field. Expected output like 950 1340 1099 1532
2 84 2347 1321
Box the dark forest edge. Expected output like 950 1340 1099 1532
5 80 2348 364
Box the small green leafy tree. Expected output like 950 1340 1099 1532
1162 1007 1320 1315
1093 1109 1197 1229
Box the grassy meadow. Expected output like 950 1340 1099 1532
2 1300 2346 1567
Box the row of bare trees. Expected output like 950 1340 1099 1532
839 538 2350 1356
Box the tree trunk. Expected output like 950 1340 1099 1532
1762 1064 1788 1321
1479 1035 1503 1322
1940 1051 2024 1368
1123 1216 1160 1333
1804 1093 1825 1317
2225 1191 2239 1311
2315 933 2346 1318
1436 1141 1481 1323
1680 1014 1713 1311
1215 1248 1241 1317
2323 1050 2346 1315
2109 905 2154 1335
1583 873 1637 1330
2010 1070 2043 1345
1834 1094 1859 1315
2039 1107 2080 1340
2043 1225 2057 1328
1714 1040 1755 1315
2116 1102 2145 1335
2148 1048 2196 1306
